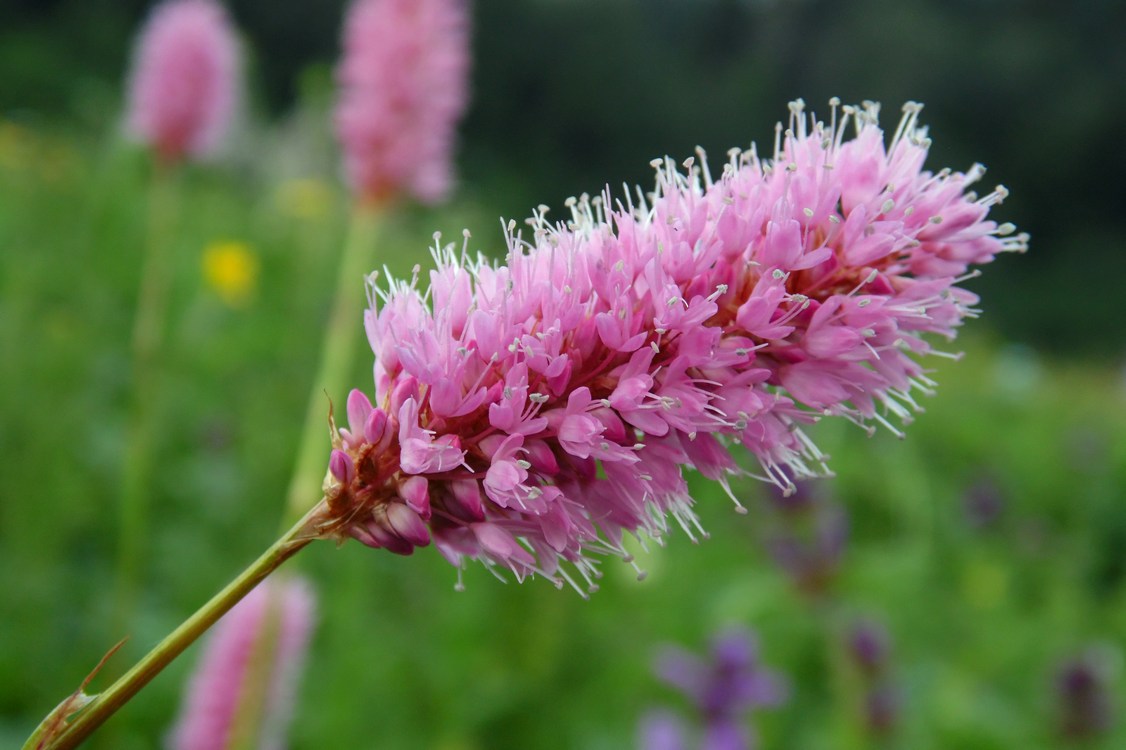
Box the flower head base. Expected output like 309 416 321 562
334 0 470 205
124 0 240 164
323 100 1025 592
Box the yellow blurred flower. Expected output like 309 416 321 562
275 177 333 221
202 241 259 308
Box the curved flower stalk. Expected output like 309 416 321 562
335 0 470 206
167 576 316 750
124 0 240 164
323 99 1028 592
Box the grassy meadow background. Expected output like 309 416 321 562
3 1 1126 748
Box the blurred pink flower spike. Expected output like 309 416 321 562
168 576 316 750
322 100 1027 595
125 0 240 164
335 0 471 206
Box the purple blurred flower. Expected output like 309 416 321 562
962 474 1006 530
638 710 688 750
762 481 847 597
643 628 787 750
1056 649 1116 740
864 683 900 736
845 617 900 737
847 618 891 677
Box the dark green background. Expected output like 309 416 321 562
4 0 1126 353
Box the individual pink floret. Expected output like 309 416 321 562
125 0 240 163
334 0 470 205
322 100 1027 593
168 576 316 750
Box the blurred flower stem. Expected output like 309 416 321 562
281 203 385 528
113 163 180 632
24 500 326 750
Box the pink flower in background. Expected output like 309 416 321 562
334 0 470 205
322 100 1026 592
125 0 240 163
168 577 316 750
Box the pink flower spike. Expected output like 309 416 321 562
334 0 471 205
124 0 240 164
322 99 1024 593
168 576 315 750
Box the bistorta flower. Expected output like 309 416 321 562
167 576 316 750
334 0 470 205
320 100 1027 593
124 0 240 164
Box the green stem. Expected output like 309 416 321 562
281 204 385 529
114 163 180 629
28 501 328 750
225 584 284 750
